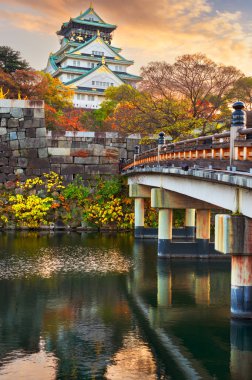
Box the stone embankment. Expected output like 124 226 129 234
0 99 145 185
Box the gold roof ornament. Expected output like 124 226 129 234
90 2 93 9
101 56 106 65
97 30 100 37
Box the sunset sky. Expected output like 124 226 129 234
0 0 252 75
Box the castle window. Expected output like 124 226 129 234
88 95 95 101
92 51 104 56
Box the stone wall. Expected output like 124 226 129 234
0 100 48 185
0 100 147 184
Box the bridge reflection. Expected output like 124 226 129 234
128 239 252 380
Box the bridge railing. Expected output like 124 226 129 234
123 127 252 171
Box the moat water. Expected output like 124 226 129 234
0 232 251 380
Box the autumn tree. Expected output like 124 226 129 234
80 84 203 139
227 77 252 110
0 46 30 73
140 54 243 126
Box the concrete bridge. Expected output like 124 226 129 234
122 102 252 320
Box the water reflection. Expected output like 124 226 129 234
230 320 252 380
0 232 251 379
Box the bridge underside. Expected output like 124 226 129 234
127 170 252 219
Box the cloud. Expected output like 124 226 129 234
0 0 252 74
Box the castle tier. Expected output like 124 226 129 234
45 5 141 109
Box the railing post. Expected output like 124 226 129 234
230 101 246 167
134 145 140 167
158 132 165 166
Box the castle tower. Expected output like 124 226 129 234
45 4 141 109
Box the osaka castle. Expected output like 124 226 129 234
45 4 141 109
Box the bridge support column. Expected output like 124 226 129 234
215 215 252 319
134 198 145 237
196 210 210 254
185 209 196 238
129 184 151 238
158 209 173 257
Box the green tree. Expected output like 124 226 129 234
227 77 252 110
0 46 30 73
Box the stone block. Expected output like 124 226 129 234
50 156 73 164
119 148 127 159
2 149 11 157
23 119 32 128
70 148 92 157
58 140 72 148
31 119 41 128
0 127 7 135
76 131 95 138
48 147 71 156
0 142 7 150
33 108 45 119
9 132 17 140
26 168 41 176
95 132 106 138
9 157 18 167
0 173 6 183
99 157 119 164
10 108 23 118
36 128 46 138
27 158 50 169
50 165 61 174
19 138 47 149
8 119 19 128
106 132 119 138
10 140 19 150
17 132 25 140
0 118 7 127
0 107 10 113
18 157 28 168
48 140 59 148
71 141 88 149
12 150 20 157
25 128 36 138
7 174 17 181
0 157 8 166
85 164 118 175
61 165 85 175
26 149 38 158
38 148 48 158
105 148 119 159
3 166 13 174
74 156 99 164
23 108 34 117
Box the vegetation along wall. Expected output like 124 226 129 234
0 99 143 185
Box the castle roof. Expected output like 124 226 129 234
57 6 117 35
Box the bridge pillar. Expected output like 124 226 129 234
185 209 196 238
196 210 211 254
158 209 173 257
215 215 252 319
134 198 145 237
129 184 151 238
